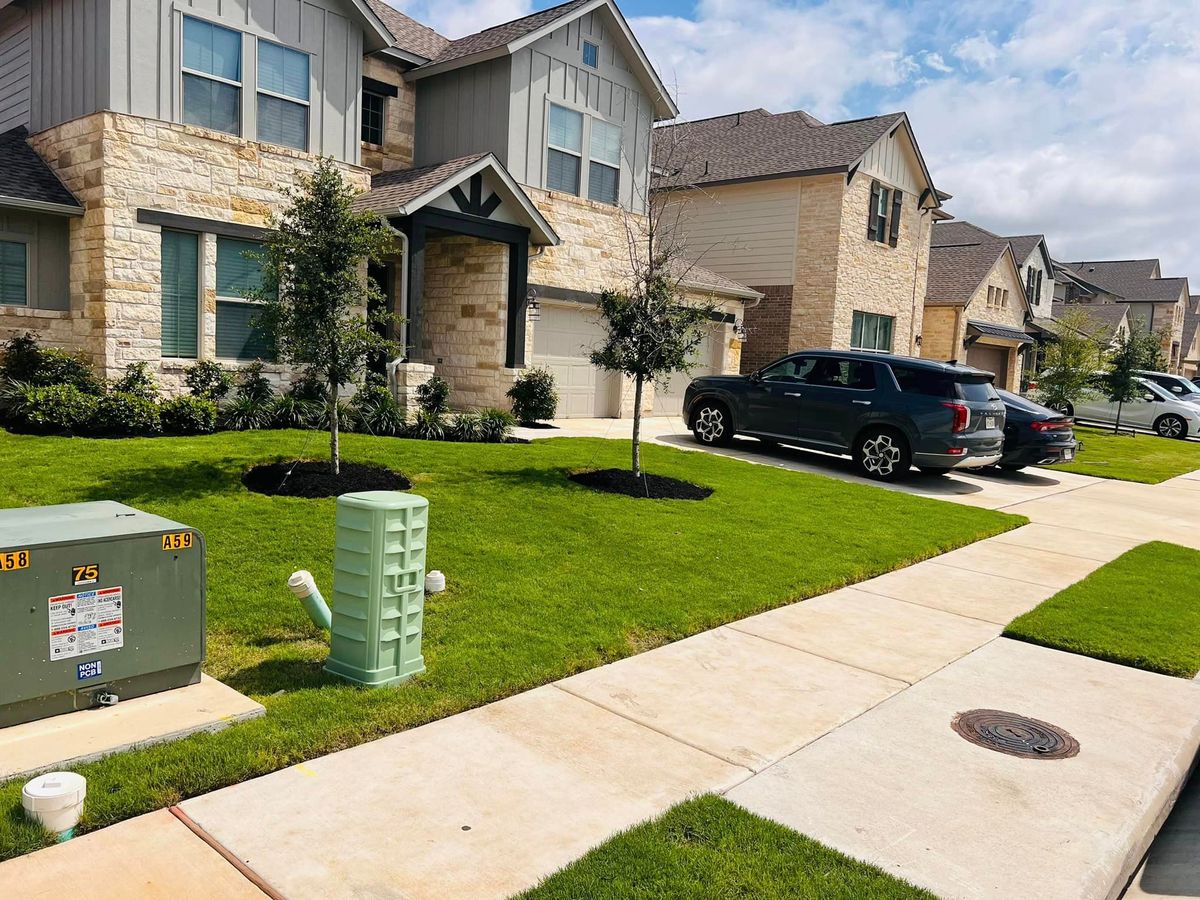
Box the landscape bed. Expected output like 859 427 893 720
1059 426 1200 484
0 430 1021 858
1004 541 1200 678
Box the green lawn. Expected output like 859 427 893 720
1059 426 1200 483
516 795 935 899
0 430 1019 859
1004 541 1200 678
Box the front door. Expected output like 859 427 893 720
744 355 816 436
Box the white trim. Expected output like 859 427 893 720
0 196 82 217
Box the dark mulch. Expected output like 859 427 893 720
569 468 713 501
243 460 411 499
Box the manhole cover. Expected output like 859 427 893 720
951 709 1079 760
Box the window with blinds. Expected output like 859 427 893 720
850 310 894 352
257 40 309 151
161 231 199 357
0 240 27 306
182 17 242 137
215 237 274 360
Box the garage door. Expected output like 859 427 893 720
966 343 1009 384
652 327 721 417
531 303 619 418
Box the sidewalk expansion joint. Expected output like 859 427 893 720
722 623 915 685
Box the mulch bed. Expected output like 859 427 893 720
243 460 412 499
569 468 713 501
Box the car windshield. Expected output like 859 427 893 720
998 389 1054 414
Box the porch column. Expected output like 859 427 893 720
505 238 530 369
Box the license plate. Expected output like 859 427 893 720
984 416 996 430
1063 449 1074 461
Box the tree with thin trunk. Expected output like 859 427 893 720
1104 327 1144 434
1033 308 1105 413
251 158 397 474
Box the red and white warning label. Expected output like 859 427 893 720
48 587 124 660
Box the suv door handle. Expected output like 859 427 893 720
852 399 872 405
784 391 803 397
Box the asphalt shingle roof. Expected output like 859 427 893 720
0 127 81 210
423 0 592 67
1051 301 1131 332
1183 296 1200 358
926 220 1012 306
1060 259 1187 302
669 258 761 299
1005 233 1044 265
351 154 487 213
364 0 449 60
652 109 905 189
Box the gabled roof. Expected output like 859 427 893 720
1183 296 1200 360
653 110 913 190
926 219 1028 311
352 152 559 246
363 0 449 62
1006 234 1046 266
669 259 761 301
406 0 678 119
1051 301 1131 331
1059 259 1187 303
0 127 82 215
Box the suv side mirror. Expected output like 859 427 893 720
749 370 763 384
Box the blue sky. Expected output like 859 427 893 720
391 0 1200 290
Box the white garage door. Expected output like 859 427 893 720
531 303 619 418
652 327 721 417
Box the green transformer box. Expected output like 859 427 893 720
0 501 205 728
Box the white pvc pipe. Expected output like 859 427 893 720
288 570 332 631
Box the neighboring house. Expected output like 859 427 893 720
1053 259 1189 371
923 220 1032 390
0 0 755 419
1181 296 1200 380
1050 301 1130 351
1005 233 1056 323
650 107 945 374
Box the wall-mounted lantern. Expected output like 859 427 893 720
526 287 540 322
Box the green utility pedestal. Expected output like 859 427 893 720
325 491 427 687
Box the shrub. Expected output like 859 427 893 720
288 369 329 404
12 383 98 434
112 361 159 400
415 376 450 417
507 367 558 425
351 383 405 436
160 396 218 435
408 409 445 441
235 361 275 404
220 396 272 432
89 391 161 436
479 408 516 443
0 333 102 394
448 412 484 443
270 394 321 429
312 399 356 433
184 360 234 400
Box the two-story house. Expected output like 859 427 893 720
923 220 1032 390
650 108 945 374
0 0 755 419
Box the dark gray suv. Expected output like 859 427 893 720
682 350 1006 481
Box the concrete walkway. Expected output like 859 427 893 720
3 443 1200 899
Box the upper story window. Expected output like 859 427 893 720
0 240 28 306
986 286 1009 310
850 311 894 352
182 17 242 136
588 119 621 205
362 91 385 145
547 104 584 194
866 180 902 247
257 40 310 151
582 41 599 68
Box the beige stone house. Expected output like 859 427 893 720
651 108 945 374
0 0 753 418
923 221 1032 391
1181 297 1199 380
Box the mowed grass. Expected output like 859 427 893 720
516 795 936 900
1005 542 1200 678
1060 426 1200 483
0 430 1019 859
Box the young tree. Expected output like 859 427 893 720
1034 308 1105 413
1104 328 1144 434
1139 327 1170 373
590 274 715 477
251 158 397 474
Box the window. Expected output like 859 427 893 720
806 357 877 390
547 104 583 194
873 185 890 241
182 17 242 136
160 231 199 358
760 356 816 383
891 365 955 398
582 41 599 68
850 311 894 352
0 240 27 306
866 181 902 246
216 237 274 360
588 118 621 205
362 90 385 145
257 40 309 150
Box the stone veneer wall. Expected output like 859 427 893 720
360 57 416 173
740 285 793 374
788 173 845 351
29 112 371 390
920 306 961 363
833 172 929 355
0 308 89 354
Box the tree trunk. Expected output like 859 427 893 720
1113 399 1122 435
631 374 644 478
329 380 341 475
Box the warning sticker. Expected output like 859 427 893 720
48 587 124 660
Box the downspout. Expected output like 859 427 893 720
910 206 930 355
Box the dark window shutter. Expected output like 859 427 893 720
867 180 881 241
1035 269 1043 302
888 189 902 246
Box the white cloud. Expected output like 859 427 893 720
951 33 1001 69
923 52 953 74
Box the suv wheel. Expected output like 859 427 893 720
1155 414 1187 439
853 427 911 482
691 401 733 447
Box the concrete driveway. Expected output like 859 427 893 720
515 416 1103 511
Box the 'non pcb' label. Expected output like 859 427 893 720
48 587 124 660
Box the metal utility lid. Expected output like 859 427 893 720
0 501 189 550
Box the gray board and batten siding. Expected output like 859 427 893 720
2 0 365 164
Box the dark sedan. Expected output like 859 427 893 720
996 389 1078 471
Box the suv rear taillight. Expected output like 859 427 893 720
942 402 970 433
1030 419 1072 432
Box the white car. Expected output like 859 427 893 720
1066 378 1200 439
1136 370 1200 403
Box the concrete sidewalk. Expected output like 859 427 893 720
3 458 1200 899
